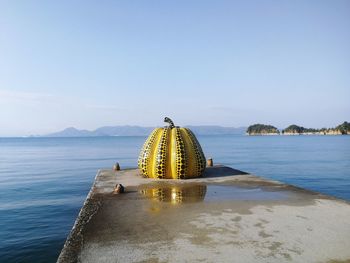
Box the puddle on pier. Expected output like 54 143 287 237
139 183 291 204
140 184 207 204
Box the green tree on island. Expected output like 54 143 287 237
335 121 350 134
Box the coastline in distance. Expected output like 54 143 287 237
246 122 350 136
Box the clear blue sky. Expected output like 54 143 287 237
1 1 349 136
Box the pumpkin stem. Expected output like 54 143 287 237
164 117 175 128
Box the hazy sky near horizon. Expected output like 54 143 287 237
1 1 349 136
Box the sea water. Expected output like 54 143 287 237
0 135 349 262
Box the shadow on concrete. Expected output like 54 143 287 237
203 165 248 178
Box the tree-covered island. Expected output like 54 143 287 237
246 124 280 135
282 125 321 135
282 122 350 135
246 121 350 136
335 121 350 134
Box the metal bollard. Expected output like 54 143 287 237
113 162 120 171
114 184 124 194
207 158 213 167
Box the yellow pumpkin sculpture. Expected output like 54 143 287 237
138 117 206 179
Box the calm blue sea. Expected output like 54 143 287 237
0 135 349 262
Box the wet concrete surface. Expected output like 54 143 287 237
57 166 350 263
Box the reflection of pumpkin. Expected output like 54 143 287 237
140 184 207 204
138 117 206 179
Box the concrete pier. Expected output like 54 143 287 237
58 166 350 263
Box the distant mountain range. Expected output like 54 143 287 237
44 125 247 137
